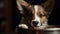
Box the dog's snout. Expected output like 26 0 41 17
32 21 38 26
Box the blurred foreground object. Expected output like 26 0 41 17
18 25 60 34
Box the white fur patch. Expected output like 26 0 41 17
34 5 38 12
31 5 41 26
19 24 28 29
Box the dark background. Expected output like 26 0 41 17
12 0 60 30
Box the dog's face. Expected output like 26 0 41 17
16 0 55 27
21 5 48 26
19 5 50 27
31 5 48 26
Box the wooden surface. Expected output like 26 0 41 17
18 25 60 34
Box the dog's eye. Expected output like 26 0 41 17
26 11 33 17
39 14 43 17
39 14 45 17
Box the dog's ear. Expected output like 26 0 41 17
16 0 32 14
41 0 55 15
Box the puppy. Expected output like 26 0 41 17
16 0 55 29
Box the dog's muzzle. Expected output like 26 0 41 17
31 20 41 27
32 21 38 26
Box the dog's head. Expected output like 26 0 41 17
16 0 55 27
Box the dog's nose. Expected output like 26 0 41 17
32 21 38 26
